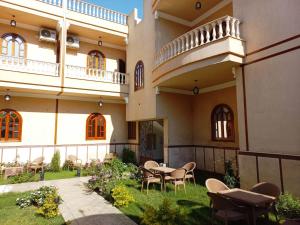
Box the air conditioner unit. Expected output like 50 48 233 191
66 35 80 49
39 28 57 43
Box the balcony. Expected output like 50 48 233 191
153 16 245 89
0 55 59 77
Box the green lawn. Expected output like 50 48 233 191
0 192 65 225
0 170 88 185
119 171 279 225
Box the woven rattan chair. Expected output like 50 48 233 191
207 192 250 225
140 167 162 195
164 168 186 194
27 156 44 174
250 182 281 222
182 162 196 185
144 160 159 170
206 178 230 193
67 155 82 168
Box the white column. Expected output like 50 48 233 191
200 28 204 45
225 16 231 36
236 19 240 39
212 22 216 41
231 18 236 37
205 25 210 43
218 19 223 39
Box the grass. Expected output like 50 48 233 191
0 170 88 185
0 192 65 225
118 171 279 225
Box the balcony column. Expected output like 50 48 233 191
236 20 241 39
231 18 236 37
194 29 199 47
212 22 216 41
205 25 210 43
218 19 223 38
200 27 204 45
225 16 231 36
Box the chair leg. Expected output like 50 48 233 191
184 183 186 194
193 176 196 186
174 184 176 195
146 182 150 195
141 181 144 192
160 182 163 192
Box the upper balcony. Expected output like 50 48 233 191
152 16 245 89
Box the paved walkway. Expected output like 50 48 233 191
0 177 137 225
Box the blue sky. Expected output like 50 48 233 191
86 0 144 18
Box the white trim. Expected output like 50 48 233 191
78 37 126 51
157 80 236 96
0 18 40 31
0 92 126 104
154 0 232 27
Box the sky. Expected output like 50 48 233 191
86 0 144 18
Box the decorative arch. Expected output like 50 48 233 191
0 33 26 58
0 109 22 141
134 60 144 91
87 50 106 70
86 113 106 140
211 104 234 141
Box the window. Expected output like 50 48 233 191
128 122 136 140
1 33 26 57
211 104 234 141
87 50 105 70
86 113 106 140
134 60 144 91
0 109 22 141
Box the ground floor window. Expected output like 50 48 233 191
0 109 22 141
211 104 234 141
128 121 136 140
86 113 106 140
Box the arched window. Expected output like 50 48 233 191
134 60 144 91
87 50 105 70
0 109 22 141
211 104 234 141
1 33 26 58
86 113 106 140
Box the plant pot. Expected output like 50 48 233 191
283 218 300 225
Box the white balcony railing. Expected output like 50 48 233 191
0 55 60 76
37 0 62 7
65 65 129 85
67 0 128 25
154 16 241 67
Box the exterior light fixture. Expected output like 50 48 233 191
98 36 102 46
193 80 200 95
195 1 201 10
98 99 103 107
10 15 16 27
4 90 11 101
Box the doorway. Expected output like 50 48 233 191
139 120 164 164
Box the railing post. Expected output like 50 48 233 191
225 16 231 36
205 25 210 43
218 19 223 39
236 19 240 39
212 22 217 41
231 17 236 37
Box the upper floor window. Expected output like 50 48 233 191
128 121 136 140
211 104 234 141
0 109 22 142
1 33 26 58
134 60 144 91
87 50 105 70
86 113 106 140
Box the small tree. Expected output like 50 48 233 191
50 150 61 172
224 160 239 188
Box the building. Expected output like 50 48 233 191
0 0 299 196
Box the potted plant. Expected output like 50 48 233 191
276 193 300 224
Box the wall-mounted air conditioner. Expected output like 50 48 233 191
39 28 57 43
66 35 80 49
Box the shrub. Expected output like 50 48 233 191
141 198 187 225
62 160 75 171
50 151 61 172
224 160 239 188
8 172 38 184
276 193 300 219
36 192 61 218
122 148 136 164
112 185 134 208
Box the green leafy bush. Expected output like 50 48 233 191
62 160 75 171
16 186 62 218
50 151 61 172
8 172 38 184
112 185 134 207
122 148 136 164
276 193 300 219
141 198 187 225
224 160 239 188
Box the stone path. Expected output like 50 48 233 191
0 177 137 225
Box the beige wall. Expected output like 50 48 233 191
193 86 239 147
0 24 57 63
66 41 126 72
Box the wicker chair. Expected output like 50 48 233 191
140 167 162 195
67 155 82 168
164 168 186 194
144 160 159 170
206 178 230 193
250 182 281 222
182 162 196 185
27 156 44 174
207 192 250 225
104 152 117 163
